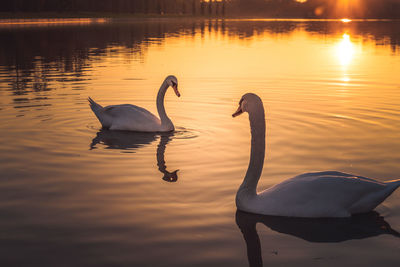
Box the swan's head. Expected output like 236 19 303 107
232 93 262 117
166 75 180 97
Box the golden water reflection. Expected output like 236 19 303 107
1 20 399 102
336 33 354 67
0 20 400 267
0 18 108 27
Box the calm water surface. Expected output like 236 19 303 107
0 19 399 266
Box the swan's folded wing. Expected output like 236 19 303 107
272 172 386 201
259 172 387 217
103 104 157 119
102 104 161 131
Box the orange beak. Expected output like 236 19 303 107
172 85 180 97
232 105 243 117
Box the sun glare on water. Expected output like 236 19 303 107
336 33 354 67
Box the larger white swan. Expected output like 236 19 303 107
233 93 400 218
88 75 180 132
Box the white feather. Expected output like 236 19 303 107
235 93 400 218
88 75 179 132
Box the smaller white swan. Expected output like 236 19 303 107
88 75 180 132
233 93 400 218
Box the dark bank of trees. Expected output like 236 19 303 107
303 0 400 18
228 0 400 18
1 0 400 18
0 0 226 16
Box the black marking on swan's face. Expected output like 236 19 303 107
233 97 245 117
168 77 180 97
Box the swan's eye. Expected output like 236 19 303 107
171 81 177 87
239 98 244 106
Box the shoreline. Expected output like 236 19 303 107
0 13 399 26
0 12 213 19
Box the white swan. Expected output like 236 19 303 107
233 93 400 218
88 75 180 132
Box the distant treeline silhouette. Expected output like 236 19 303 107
1 0 400 18
0 0 225 16
231 0 400 18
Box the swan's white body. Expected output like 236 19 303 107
234 93 400 218
88 75 180 132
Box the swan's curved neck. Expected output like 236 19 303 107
240 103 266 195
157 80 173 129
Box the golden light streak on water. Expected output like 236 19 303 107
336 33 354 67
0 18 108 27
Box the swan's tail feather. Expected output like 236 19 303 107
350 179 400 214
378 179 400 208
88 97 105 127
88 97 102 111
387 227 400 238
386 179 400 193
386 179 400 186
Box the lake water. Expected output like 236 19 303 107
0 19 399 266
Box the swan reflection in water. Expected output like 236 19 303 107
236 210 400 267
90 129 178 182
